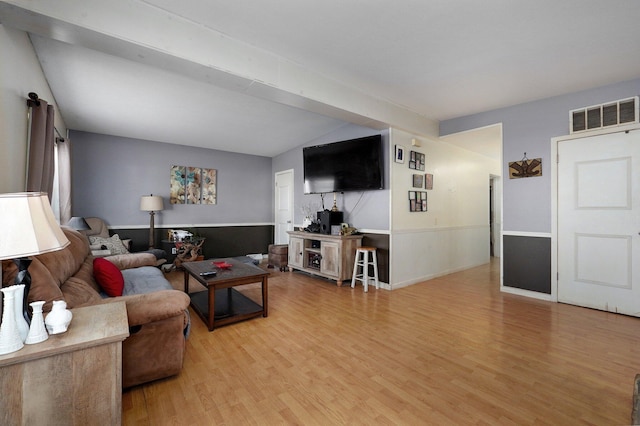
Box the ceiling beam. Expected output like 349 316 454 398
0 0 439 138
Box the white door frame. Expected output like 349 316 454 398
551 123 640 303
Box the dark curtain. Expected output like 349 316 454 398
26 100 55 199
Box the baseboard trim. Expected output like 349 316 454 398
391 260 488 290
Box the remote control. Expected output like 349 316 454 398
199 271 217 277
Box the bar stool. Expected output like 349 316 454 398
351 246 379 292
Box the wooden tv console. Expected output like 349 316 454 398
287 230 363 286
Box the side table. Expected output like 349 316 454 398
0 302 129 425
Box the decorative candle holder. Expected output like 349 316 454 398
25 301 48 344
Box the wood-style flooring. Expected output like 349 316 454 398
122 259 640 425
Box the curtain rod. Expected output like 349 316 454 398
27 92 66 142
26 92 41 107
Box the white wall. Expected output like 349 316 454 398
0 26 66 193
389 128 501 288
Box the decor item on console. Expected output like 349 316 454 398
140 194 164 249
25 300 47 344
1 227 191 387
300 202 320 228
0 192 70 355
317 210 343 235
170 229 193 241
0 285 25 355
44 300 72 334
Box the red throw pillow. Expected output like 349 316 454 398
93 257 125 297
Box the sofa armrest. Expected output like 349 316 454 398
105 253 157 270
100 290 190 327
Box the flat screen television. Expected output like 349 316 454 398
303 134 384 194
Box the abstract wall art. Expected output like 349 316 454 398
170 165 217 204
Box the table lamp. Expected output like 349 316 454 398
140 194 164 249
66 216 90 231
0 192 70 354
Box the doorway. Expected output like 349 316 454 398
274 169 294 245
489 175 501 257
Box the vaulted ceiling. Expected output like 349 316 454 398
2 0 640 158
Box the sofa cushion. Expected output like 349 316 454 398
105 252 157 270
89 234 130 255
121 266 173 295
93 258 125 296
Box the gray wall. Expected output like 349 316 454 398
272 124 390 231
441 78 640 233
70 131 273 228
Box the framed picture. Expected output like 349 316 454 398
409 191 427 212
425 173 433 190
412 174 424 188
508 157 542 179
409 150 425 170
170 165 217 205
394 145 406 163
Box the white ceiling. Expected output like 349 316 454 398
4 0 640 157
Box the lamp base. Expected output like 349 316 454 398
148 211 156 249
13 257 32 325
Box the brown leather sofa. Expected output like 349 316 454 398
1 228 190 388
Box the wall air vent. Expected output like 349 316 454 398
570 96 639 134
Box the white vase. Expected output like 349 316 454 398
12 284 28 342
25 301 48 344
45 300 72 335
0 286 25 354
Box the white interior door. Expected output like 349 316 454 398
274 169 294 245
558 130 640 316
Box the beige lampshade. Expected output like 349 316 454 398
0 192 70 260
140 195 164 212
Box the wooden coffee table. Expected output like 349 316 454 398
183 258 269 331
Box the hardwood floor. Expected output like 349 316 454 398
122 259 640 425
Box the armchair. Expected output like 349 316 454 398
81 217 167 266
